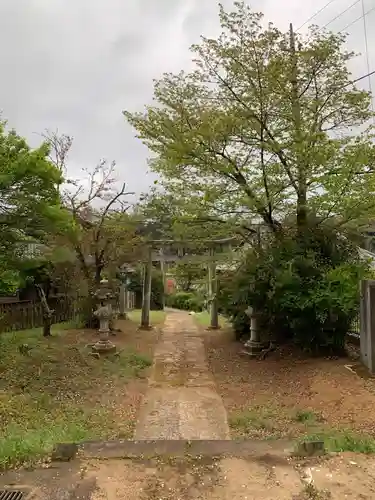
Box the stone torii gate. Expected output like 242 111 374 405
139 237 237 330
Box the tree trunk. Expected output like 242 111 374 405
297 194 308 231
83 291 99 329
43 316 53 337
208 248 219 329
95 263 103 285
83 265 103 329
36 284 53 337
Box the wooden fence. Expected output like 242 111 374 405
0 297 81 333
0 292 138 333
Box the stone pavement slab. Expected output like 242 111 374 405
134 310 230 440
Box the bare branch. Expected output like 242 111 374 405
42 129 73 175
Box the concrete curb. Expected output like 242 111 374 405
51 439 296 462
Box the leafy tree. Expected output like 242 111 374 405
125 2 375 237
124 2 375 353
0 121 66 294
138 190 242 245
171 261 206 292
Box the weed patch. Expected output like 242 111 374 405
294 484 332 499
229 406 282 438
300 430 375 454
293 409 322 424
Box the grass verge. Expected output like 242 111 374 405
229 405 375 453
127 309 166 325
300 429 375 454
0 321 152 470
193 311 228 328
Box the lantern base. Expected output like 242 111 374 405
92 340 117 355
241 340 268 358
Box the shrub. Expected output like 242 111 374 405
127 267 164 310
219 224 369 353
217 271 250 340
166 291 204 312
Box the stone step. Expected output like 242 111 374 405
78 438 294 460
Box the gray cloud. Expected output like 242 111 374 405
0 0 373 195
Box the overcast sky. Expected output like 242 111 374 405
0 0 373 195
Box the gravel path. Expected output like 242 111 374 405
134 310 230 440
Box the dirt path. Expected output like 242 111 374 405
134 310 230 440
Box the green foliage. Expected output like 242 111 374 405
0 122 63 234
0 267 20 295
171 261 206 292
219 225 368 352
166 291 205 312
138 190 237 243
127 267 165 310
217 270 250 340
125 2 375 354
125 2 375 238
0 122 68 294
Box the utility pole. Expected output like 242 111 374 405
159 247 166 310
207 246 220 330
140 246 153 329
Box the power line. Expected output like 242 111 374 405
348 69 375 87
338 5 375 33
296 0 338 31
321 0 360 29
361 0 374 113
296 1 374 113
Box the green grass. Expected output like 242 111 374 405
228 406 282 438
293 409 321 424
127 309 166 325
230 405 375 454
0 405 108 470
193 311 228 328
300 429 375 454
0 323 152 470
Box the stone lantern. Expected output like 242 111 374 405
91 279 116 355
117 265 137 319
242 306 267 357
